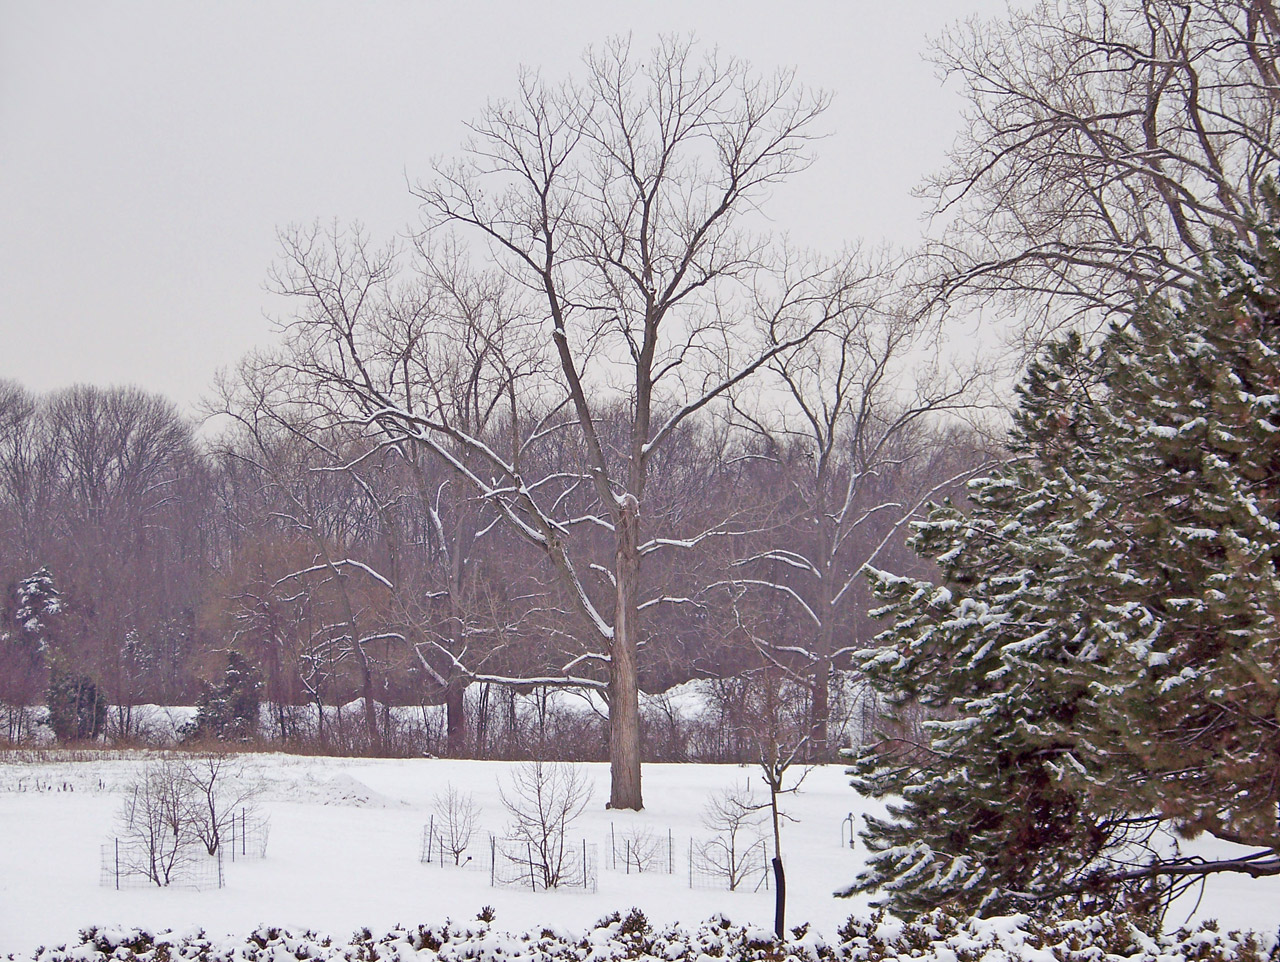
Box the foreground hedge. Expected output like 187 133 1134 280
17 908 1279 962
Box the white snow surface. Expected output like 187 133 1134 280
0 752 1275 956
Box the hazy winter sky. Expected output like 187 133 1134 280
1 2 1009 413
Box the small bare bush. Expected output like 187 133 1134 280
618 825 663 873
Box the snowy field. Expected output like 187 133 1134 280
0 752 1276 957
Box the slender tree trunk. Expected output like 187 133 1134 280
773 857 786 939
808 494 835 763
769 778 786 939
445 535 469 757
358 646 379 753
476 682 490 758
504 686 518 755
609 494 643 810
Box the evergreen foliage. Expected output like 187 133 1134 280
1 566 61 720
46 671 106 742
184 651 262 742
848 188 1280 915
11 565 61 652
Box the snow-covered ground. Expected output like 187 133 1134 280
0 752 1275 957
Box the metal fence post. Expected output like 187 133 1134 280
489 835 496 887
115 838 120 890
527 842 536 891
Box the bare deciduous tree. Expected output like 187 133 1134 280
117 758 202 887
697 783 767 892
431 784 481 866
923 0 1280 344
499 760 593 888
208 371 405 752
616 825 662 873
727 264 989 760
180 753 264 856
268 37 851 808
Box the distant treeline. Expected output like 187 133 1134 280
0 380 977 757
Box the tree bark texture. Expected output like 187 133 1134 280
609 494 644 810
446 679 466 758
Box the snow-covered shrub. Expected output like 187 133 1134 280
32 911 1280 962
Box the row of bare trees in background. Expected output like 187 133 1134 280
0 364 977 759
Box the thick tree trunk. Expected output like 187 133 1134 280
609 494 644 810
445 679 466 757
809 557 835 762
809 653 831 762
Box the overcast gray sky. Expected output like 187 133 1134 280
1 2 1007 413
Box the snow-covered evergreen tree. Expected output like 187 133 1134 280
1 566 62 740
848 188 1280 915
1076 201 1280 860
844 337 1145 916
46 671 105 742
184 650 262 742
13 565 60 653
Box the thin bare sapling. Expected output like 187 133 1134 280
431 784 481 866
499 760 592 888
697 782 768 891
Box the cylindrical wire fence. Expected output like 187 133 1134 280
226 808 270 861
687 835 771 891
604 823 676 874
418 823 597 891
489 837 598 892
99 838 225 890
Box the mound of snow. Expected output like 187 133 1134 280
317 771 403 807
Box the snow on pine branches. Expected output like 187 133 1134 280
847 186 1280 917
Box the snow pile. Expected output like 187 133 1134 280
23 910 1279 962
315 771 404 807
